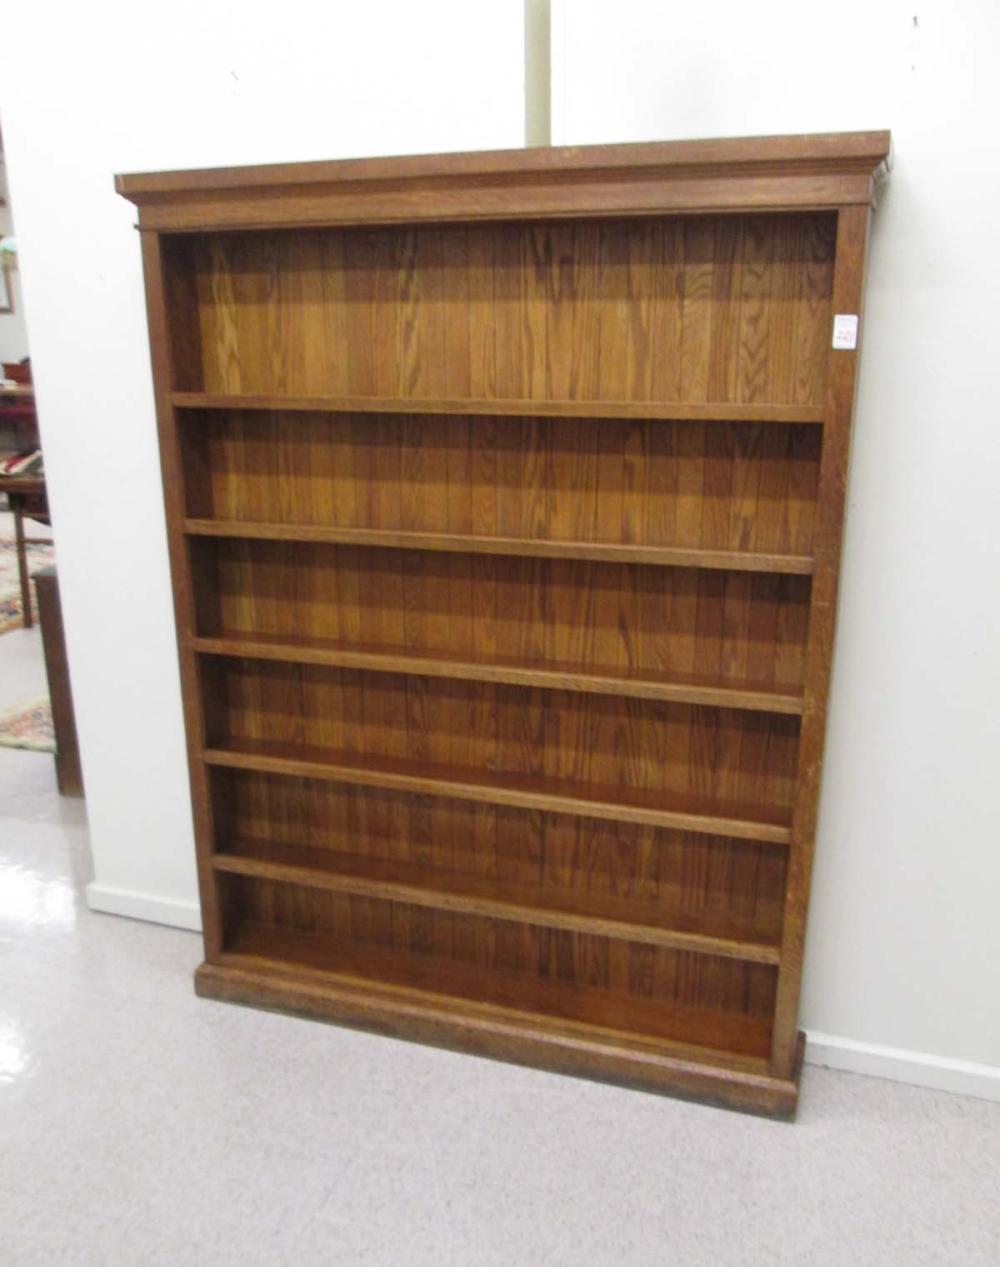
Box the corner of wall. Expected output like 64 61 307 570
86 882 203 933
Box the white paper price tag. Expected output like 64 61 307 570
832 313 859 350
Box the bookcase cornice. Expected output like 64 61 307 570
116 131 892 232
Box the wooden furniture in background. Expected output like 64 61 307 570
35 566 84 797
118 132 890 1116
0 473 48 629
0 382 37 430
1 363 48 630
1 362 38 438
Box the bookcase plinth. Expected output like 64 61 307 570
195 958 804 1118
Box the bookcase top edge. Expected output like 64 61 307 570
114 130 892 204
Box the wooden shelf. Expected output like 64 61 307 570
203 739 794 844
212 839 783 964
216 922 776 1061
123 134 889 1113
173 391 825 425
185 520 815 575
193 631 806 715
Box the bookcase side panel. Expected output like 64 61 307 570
140 232 224 955
771 204 874 1075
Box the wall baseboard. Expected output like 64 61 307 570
82 892 999 1103
86 882 203 932
805 1030 1000 1103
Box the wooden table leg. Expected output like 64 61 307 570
35 567 84 797
12 494 33 629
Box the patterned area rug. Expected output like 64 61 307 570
0 540 55 633
0 696 56 752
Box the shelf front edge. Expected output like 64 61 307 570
192 634 806 715
202 742 794 844
184 520 816 575
172 392 825 424
210 848 783 964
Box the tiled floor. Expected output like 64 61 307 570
1 636 999 1264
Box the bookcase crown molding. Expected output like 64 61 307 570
116 130 892 231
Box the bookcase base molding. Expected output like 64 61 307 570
195 961 805 1117
119 131 890 1118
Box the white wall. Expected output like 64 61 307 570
2 0 525 929
553 0 1000 1076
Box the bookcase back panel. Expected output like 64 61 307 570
183 411 822 555
206 659 800 808
167 213 835 404
213 769 788 941
195 539 811 691
218 873 778 1056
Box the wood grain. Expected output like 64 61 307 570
212 839 782 963
193 631 805 714
123 133 888 1115
118 132 889 234
139 233 225 957
204 735 794 845
119 131 893 199
185 519 815 574
220 879 777 1058
191 540 811 698
182 411 822 556
212 770 787 939
770 204 873 1075
195 957 802 1113
173 393 825 423
207 658 800 813
175 217 835 406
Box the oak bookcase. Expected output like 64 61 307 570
118 132 890 1116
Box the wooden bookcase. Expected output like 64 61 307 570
118 132 890 1116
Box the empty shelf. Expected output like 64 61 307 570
173 391 825 424
219 922 776 1061
193 632 806 715
212 839 783 963
184 520 815 575
202 739 794 844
